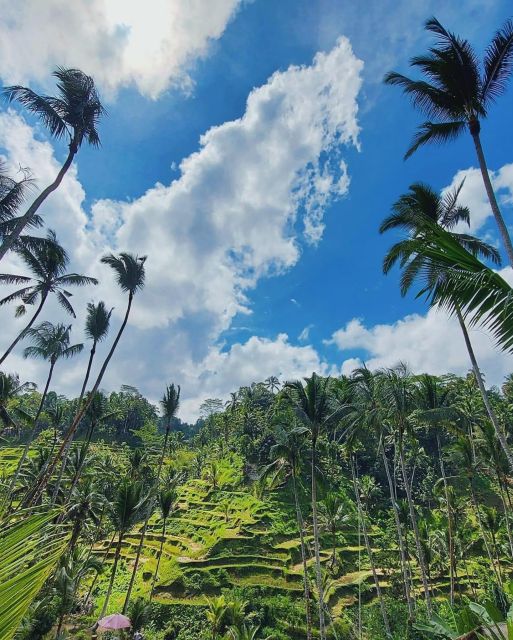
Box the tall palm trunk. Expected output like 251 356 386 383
398 442 432 616
6 360 55 507
150 516 168 600
51 339 98 505
0 294 47 365
436 432 456 605
456 307 513 472
495 471 513 559
470 127 513 266
100 533 123 618
0 144 76 262
157 419 171 480
351 455 391 638
66 419 97 498
380 443 414 618
291 471 313 640
311 438 326 640
29 293 134 505
122 517 149 613
86 530 116 604
468 475 502 585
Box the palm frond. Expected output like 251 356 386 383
0 510 68 640
2 87 67 139
482 18 513 103
405 120 466 158
56 290 76 317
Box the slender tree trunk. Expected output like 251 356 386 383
398 442 432 616
496 471 513 559
29 294 134 505
66 418 97 499
469 476 502 585
351 455 391 638
157 421 170 480
456 307 513 473
100 534 123 619
150 517 167 600
311 438 326 640
380 443 414 618
123 516 150 613
51 341 97 505
55 613 65 639
0 146 76 263
471 128 513 267
7 360 55 507
436 432 456 605
0 294 47 365
292 471 313 640
86 531 116 604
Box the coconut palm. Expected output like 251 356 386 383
318 492 350 570
206 595 228 640
0 67 104 261
0 230 97 365
0 372 34 436
413 374 460 604
226 625 271 640
378 365 433 615
9 323 82 506
52 302 111 504
30 253 146 505
99 479 149 618
150 487 176 598
269 423 313 639
350 366 414 618
285 373 348 640
384 17 513 264
157 384 181 479
65 478 104 556
380 183 513 473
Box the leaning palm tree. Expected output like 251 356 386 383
157 384 181 479
0 230 97 365
269 423 313 640
9 322 83 506
51 301 111 503
380 182 513 472
0 67 104 261
28 253 146 505
285 373 347 640
384 17 513 264
318 492 350 571
150 487 176 598
99 479 149 618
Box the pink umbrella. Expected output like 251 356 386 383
97 613 131 630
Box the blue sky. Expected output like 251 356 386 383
0 0 512 419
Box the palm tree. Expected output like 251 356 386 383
285 373 347 640
378 365 433 615
9 322 82 506
29 253 146 505
205 595 228 640
269 423 313 640
99 479 149 618
384 17 513 264
150 487 176 598
65 478 104 556
350 366 414 618
226 625 270 640
0 230 97 365
52 302 111 503
0 372 34 436
157 384 181 479
414 374 460 605
380 183 513 472
0 67 104 261
318 492 349 570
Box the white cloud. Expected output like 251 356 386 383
0 38 363 420
328 300 513 387
0 0 243 99
443 163 513 234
